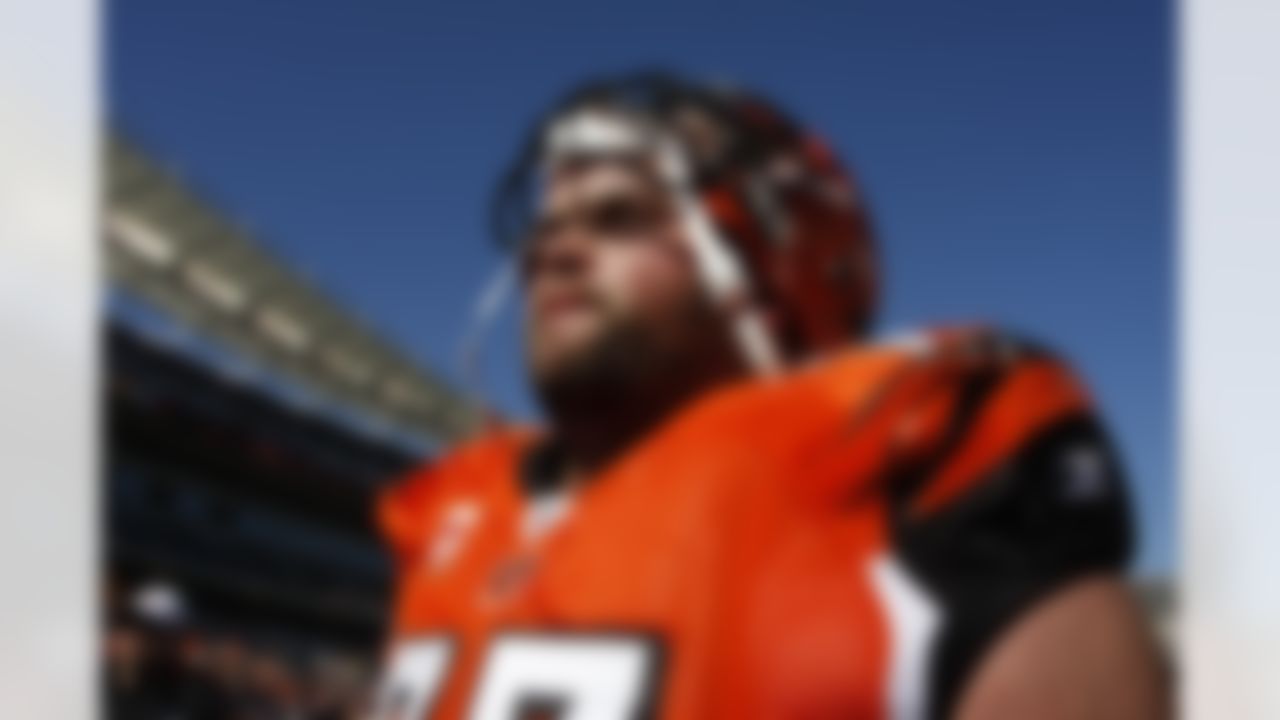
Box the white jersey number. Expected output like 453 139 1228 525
371 638 454 720
372 634 658 720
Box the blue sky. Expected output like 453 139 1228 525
110 1 1173 575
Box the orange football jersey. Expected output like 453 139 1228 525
372 328 1131 720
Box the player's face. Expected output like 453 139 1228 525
521 156 708 396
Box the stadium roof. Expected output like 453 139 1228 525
105 135 481 444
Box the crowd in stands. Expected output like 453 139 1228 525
104 580 378 720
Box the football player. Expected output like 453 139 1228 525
372 73 1167 719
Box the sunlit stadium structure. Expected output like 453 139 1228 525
106 135 481 446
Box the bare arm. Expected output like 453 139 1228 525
954 576 1171 720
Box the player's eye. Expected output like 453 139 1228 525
587 196 663 237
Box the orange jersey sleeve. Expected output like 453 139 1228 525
377 464 440 568
821 326 1134 717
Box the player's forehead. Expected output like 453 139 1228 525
539 153 667 214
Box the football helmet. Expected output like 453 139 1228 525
492 71 878 366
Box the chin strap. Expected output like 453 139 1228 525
456 255 517 415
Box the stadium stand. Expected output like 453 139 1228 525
106 320 421 718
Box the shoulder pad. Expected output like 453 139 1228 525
802 325 1094 505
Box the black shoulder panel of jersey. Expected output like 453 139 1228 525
890 412 1134 719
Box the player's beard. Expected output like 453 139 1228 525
531 306 671 423
528 290 740 468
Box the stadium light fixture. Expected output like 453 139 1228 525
183 260 248 314
382 377 422 410
106 211 176 267
322 347 373 388
256 305 312 353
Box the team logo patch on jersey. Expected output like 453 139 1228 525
426 500 483 574
1062 442 1109 502
485 553 540 606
